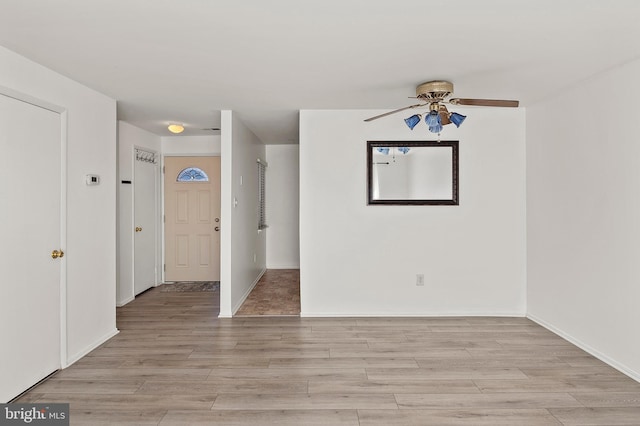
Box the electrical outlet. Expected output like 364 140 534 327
416 274 425 286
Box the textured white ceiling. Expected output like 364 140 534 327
1 0 639 143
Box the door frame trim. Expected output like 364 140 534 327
59 109 68 367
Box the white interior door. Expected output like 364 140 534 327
0 94 62 402
134 150 158 295
164 156 220 282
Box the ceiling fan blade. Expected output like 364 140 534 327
364 103 426 122
449 98 519 108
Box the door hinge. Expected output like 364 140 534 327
163 264 166 271
162 166 165 174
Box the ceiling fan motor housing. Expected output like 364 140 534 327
416 80 454 101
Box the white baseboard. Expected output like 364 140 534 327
300 311 526 318
527 313 640 383
231 269 266 315
265 264 300 270
116 296 134 307
63 328 119 368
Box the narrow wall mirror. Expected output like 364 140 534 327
367 141 459 205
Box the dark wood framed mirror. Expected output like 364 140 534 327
367 140 459 205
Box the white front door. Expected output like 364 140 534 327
134 150 158 295
164 156 220 281
0 93 62 402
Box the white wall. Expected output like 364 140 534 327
300 109 526 316
220 111 267 316
0 46 117 365
117 121 161 306
161 135 221 155
527 58 640 381
265 144 300 269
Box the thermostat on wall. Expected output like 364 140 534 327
86 174 100 186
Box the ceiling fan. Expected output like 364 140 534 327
364 80 519 133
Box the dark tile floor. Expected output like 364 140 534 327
235 269 300 316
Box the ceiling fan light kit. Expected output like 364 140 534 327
449 112 466 128
425 110 443 134
365 80 518 134
404 114 422 130
438 105 452 126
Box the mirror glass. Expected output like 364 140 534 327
367 141 458 205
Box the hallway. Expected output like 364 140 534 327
235 269 300 316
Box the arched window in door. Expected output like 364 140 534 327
176 167 209 182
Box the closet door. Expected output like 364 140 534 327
134 149 158 295
0 93 62 402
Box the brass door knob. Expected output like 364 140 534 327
51 249 64 259
135 227 142 232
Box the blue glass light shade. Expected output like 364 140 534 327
449 112 467 128
425 110 443 133
376 147 390 155
404 114 421 130
397 147 410 154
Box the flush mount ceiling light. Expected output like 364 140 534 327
167 124 185 134
364 80 518 134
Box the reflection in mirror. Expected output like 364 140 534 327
367 141 458 205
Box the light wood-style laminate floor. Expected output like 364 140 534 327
16 286 640 425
